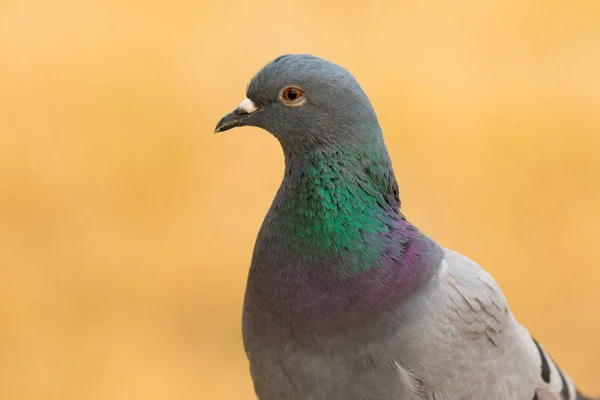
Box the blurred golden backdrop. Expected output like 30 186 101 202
1 0 599 398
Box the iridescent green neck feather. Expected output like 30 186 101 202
262 143 401 277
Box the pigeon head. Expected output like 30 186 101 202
215 54 384 152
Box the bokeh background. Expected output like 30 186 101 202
1 0 599 398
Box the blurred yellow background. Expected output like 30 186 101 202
1 0 599 398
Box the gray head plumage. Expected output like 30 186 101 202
215 54 385 153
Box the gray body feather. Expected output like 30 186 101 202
244 249 578 399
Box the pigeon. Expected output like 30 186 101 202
215 54 596 400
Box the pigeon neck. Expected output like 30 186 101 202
267 144 404 276
247 144 444 335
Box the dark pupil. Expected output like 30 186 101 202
286 89 298 100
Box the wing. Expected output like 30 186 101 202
395 249 578 399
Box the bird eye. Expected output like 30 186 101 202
280 86 306 106
283 87 301 101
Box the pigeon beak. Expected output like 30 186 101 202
214 98 259 133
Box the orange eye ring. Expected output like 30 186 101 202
281 86 305 105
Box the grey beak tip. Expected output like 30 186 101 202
214 109 248 134
214 116 229 134
215 102 261 135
